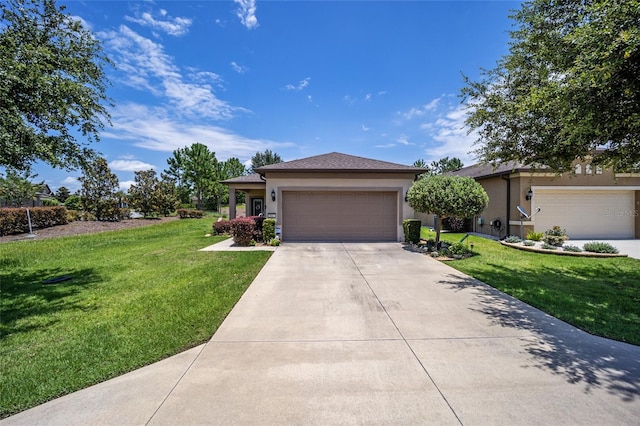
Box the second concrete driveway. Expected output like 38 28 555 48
6 243 639 425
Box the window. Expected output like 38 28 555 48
574 164 582 174
596 166 603 174
585 164 592 174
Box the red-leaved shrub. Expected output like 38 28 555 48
230 217 255 246
213 219 231 235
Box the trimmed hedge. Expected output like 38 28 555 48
213 219 231 235
230 217 255 246
263 218 276 242
403 219 421 244
177 209 204 219
0 207 69 236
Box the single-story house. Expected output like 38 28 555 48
435 160 640 240
221 152 426 242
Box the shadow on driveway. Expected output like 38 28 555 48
438 273 640 402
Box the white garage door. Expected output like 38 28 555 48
282 191 398 241
534 190 634 239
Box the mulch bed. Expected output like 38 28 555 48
0 216 179 243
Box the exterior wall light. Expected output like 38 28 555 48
271 189 276 202
526 188 533 201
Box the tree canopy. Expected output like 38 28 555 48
79 157 119 221
250 149 282 172
461 0 640 172
407 175 488 243
0 0 113 172
413 157 463 177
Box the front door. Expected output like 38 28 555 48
252 198 264 216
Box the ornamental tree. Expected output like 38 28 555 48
407 175 488 244
461 0 640 172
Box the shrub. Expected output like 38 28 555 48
177 209 204 219
66 210 82 222
505 235 522 243
583 242 619 254
42 198 60 206
213 219 231 235
563 245 583 253
230 217 256 246
269 238 281 246
542 242 558 250
525 231 544 241
250 216 265 242
543 226 568 247
447 242 472 257
523 240 536 246
263 219 276 241
64 195 82 211
118 208 131 220
442 216 467 232
0 207 68 236
403 219 421 243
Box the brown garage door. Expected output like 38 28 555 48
282 191 398 241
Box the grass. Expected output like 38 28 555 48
422 229 640 346
0 218 272 418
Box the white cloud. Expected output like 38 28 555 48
399 97 442 120
230 61 248 74
119 181 136 191
234 0 258 29
285 77 310 91
365 93 372 102
362 124 370 131
103 103 295 161
100 25 237 121
376 143 396 148
421 104 478 164
397 134 414 146
109 159 156 172
124 10 192 36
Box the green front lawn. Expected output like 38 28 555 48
422 229 640 346
0 218 271 418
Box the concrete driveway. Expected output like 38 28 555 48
4 243 639 425
569 239 640 259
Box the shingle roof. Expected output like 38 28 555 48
254 152 426 173
451 161 532 179
220 173 265 184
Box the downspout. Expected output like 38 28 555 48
501 174 510 238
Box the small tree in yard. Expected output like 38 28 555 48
128 170 160 218
79 157 119 221
407 175 488 245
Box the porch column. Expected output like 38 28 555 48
229 187 237 219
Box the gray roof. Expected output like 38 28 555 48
220 173 265 184
451 161 533 179
254 152 426 173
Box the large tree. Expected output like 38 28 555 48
407 175 488 244
165 143 217 210
250 149 282 172
0 0 113 172
413 157 463 178
461 0 640 172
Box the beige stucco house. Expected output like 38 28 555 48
445 160 640 240
221 152 426 242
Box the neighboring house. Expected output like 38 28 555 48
435 160 640 240
0 184 55 208
221 152 426 242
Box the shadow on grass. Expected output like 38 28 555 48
437 270 640 402
0 267 103 338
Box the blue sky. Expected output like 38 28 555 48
35 0 521 192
